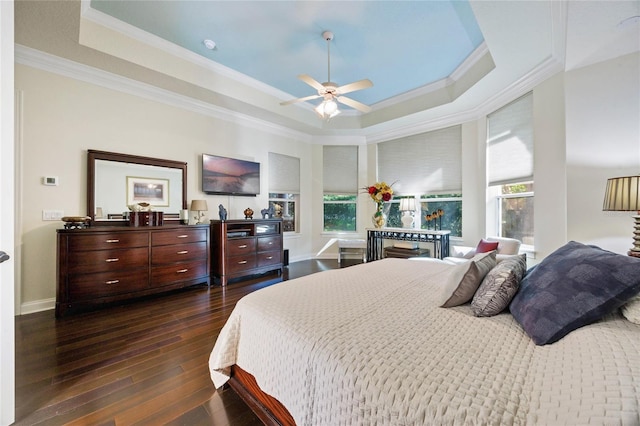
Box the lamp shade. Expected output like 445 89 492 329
603 176 640 212
314 99 341 120
399 198 416 212
190 200 208 212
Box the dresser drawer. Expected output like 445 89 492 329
152 228 207 246
151 260 208 287
151 242 207 265
68 232 148 251
257 250 281 267
68 269 149 300
68 247 149 274
226 238 256 256
257 236 281 252
225 255 257 274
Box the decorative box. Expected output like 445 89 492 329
129 211 164 227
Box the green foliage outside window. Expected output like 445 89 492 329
323 195 357 232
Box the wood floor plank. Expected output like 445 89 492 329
14 259 361 425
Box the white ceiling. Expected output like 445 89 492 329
14 1 640 140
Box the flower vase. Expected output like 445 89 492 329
372 203 387 228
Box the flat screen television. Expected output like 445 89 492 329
202 153 260 196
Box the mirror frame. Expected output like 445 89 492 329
87 149 187 226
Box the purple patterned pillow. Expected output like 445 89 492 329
472 254 527 317
509 241 640 345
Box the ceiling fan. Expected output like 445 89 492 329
280 31 373 119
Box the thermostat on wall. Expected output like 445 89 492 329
43 176 59 186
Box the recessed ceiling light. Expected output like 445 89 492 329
203 39 216 50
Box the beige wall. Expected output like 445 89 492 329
15 52 639 313
15 63 312 312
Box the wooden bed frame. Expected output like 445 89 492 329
228 365 295 426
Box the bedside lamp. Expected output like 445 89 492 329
603 175 640 257
190 200 208 225
399 198 416 228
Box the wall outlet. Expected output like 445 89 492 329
42 210 64 221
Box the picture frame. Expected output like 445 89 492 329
126 176 169 206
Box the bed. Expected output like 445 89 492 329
209 242 640 425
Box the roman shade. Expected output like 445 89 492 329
269 152 300 194
323 145 358 195
487 92 533 186
378 125 462 195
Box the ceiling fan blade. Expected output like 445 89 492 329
280 94 322 106
298 74 326 92
336 79 373 95
337 96 372 113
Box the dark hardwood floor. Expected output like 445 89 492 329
14 258 362 426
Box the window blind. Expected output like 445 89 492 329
487 92 533 186
323 145 358 194
268 152 300 194
378 125 462 195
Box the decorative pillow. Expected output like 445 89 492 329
621 295 640 324
472 250 497 278
472 254 527 317
509 241 640 345
476 239 499 253
439 251 496 307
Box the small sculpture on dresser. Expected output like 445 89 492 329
218 204 227 221
261 205 275 219
244 208 254 220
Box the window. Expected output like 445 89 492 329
385 194 462 236
497 182 534 245
323 146 358 232
269 153 299 232
323 195 357 232
378 126 463 234
487 93 534 246
268 193 298 232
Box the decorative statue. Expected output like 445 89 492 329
218 204 227 221
244 208 254 220
261 205 275 219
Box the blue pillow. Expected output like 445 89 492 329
509 241 640 345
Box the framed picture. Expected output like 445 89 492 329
126 176 169 206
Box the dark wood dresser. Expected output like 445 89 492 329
56 224 210 317
210 219 283 286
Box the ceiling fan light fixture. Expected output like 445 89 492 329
315 99 341 120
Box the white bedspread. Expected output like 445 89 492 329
209 258 640 425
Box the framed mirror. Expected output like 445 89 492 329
87 150 187 225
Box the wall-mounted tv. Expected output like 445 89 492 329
202 153 260 196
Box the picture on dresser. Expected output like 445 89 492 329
127 176 169 206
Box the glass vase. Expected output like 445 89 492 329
372 203 387 228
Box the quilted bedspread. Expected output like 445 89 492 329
209 258 640 425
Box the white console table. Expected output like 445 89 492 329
366 228 451 261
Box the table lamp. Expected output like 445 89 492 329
190 200 208 225
399 198 416 228
602 175 640 257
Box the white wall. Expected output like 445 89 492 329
565 52 640 254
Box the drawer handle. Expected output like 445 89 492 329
237 260 248 264
237 244 248 249
176 250 189 255
176 268 188 273
266 256 273 260
105 258 119 262
267 241 273 245
177 235 189 238
105 239 120 243
105 280 120 285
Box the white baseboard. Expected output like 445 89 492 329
20 298 55 315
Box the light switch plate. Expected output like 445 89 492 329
43 176 59 186
42 210 64 221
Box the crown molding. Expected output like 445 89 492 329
15 45 312 143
